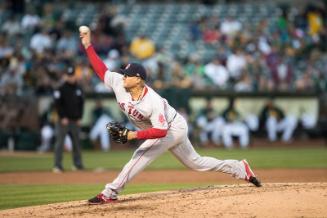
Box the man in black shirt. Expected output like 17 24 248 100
53 66 84 172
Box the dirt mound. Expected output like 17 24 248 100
1 183 326 218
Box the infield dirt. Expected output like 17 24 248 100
0 169 327 217
1 183 326 218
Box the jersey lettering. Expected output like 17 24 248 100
118 102 125 111
137 113 144 120
119 102 144 120
132 110 139 116
127 105 133 115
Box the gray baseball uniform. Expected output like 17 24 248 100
100 70 248 198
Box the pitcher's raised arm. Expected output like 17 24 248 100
79 26 107 81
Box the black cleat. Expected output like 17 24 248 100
242 159 262 187
88 193 117 205
249 176 262 187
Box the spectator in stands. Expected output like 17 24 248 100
189 19 203 41
259 98 297 143
307 6 324 41
276 9 290 45
48 19 65 43
295 69 315 91
275 55 294 91
30 27 53 55
196 99 224 146
34 65 55 95
0 33 14 59
221 98 249 149
0 63 24 95
1 14 21 36
204 55 229 89
126 48 159 84
202 23 220 44
84 30 112 56
220 16 242 38
265 46 293 91
184 54 208 89
110 7 128 39
257 34 272 55
104 49 121 72
97 6 119 37
234 71 253 92
246 57 273 91
150 47 172 85
130 35 155 60
74 59 94 93
311 65 327 92
142 57 159 84
53 65 84 173
153 61 173 90
89 100 113 152
0 1 326 96
169 61 192 89
21 8 40 31
226 47 247 82
56 30 78 58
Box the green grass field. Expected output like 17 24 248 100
0 147 326 210
1 147 327 172
0 183 204 210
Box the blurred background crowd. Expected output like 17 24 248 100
0 0 326 151
1 0 327 95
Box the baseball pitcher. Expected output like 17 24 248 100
78 26 261 205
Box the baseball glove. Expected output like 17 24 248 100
106 122 130 144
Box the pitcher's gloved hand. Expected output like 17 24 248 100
106 122 130 144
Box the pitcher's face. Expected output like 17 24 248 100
123 74 142 89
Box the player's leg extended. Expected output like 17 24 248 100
101 137 172 198
170 138 247 179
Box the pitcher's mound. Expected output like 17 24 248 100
1 183 326 218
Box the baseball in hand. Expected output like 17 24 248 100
79 25 90 34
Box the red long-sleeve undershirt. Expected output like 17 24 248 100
85 45 107 81
84 45 168 140
136 128 168 140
